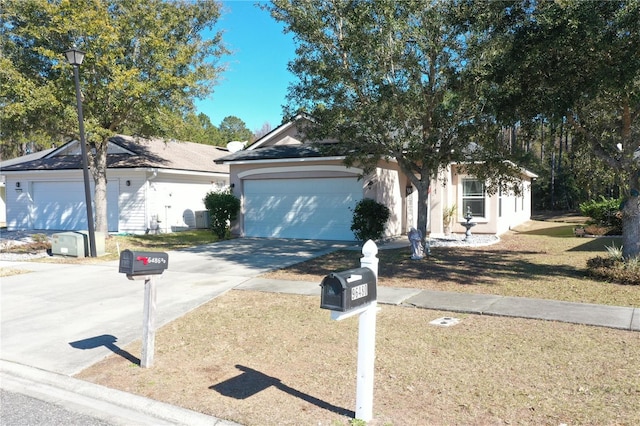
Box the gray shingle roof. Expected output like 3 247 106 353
215 145 325 163
1 135 229 174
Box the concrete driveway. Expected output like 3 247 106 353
0 238 349 375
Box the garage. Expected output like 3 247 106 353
243 177 362 240
32 181 119 231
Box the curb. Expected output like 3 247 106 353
0 360 240 426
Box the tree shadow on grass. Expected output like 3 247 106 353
567 237 622 252
378 248 588 285
210 365 354 418
280 247 588 286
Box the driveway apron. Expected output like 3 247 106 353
0 238 348 376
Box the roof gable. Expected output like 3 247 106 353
248 113 311 150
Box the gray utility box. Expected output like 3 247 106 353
51 231 106 257
320 267 377 312
195 210 210 229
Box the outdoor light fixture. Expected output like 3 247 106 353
65 44 97 257
126 180 131 186
64 47 85 66
15 182 20 188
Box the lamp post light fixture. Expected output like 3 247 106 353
65 45 97 257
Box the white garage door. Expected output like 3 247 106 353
244 177 362 240
32 181 119 231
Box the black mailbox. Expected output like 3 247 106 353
119 250 169 276
320 267 377 312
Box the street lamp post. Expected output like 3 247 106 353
65 46 97 257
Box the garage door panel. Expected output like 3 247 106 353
244 178 361 240
32 181 119 231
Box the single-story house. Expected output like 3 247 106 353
1 135 229 233
216 114 537 241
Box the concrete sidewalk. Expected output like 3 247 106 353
238 277 640 331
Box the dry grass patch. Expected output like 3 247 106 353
0 267 30 277
77 290 640 426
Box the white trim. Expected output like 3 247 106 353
1 168 226 178
238 164 364 179
223 156 348 166
153 169 228 178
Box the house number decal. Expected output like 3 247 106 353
136 256 167 266
351 283 368 301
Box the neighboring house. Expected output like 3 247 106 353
0 180 5 226
0 135 229 233
216 114 537 241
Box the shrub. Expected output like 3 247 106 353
350 198 390 242
203 190 241 239
579 196 623 233
586 255 640 285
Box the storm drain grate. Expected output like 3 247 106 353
429 317 461 327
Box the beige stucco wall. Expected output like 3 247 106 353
367 160 406 237
426 165 534 237
228 158 409 239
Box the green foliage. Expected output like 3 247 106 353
203 190 241 239
266 1 523 239
579 197 623 232
165 112 225 146
461 0 640 256
1 0 227 233
218 116 253 145
350 199 390 242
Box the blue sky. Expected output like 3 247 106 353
195 1 297 133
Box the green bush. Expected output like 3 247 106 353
203 190 241 239
350 198 390 242
579 196 623 233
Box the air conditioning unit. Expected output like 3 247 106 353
195 210 210 229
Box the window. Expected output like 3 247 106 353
462 179 485 217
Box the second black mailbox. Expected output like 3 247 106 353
320 267 377 312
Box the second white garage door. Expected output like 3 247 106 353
32 181 119 231
244 177 362 240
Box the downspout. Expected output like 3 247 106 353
145 168 158 233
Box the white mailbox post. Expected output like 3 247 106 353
119 250 169 368
320 240 378 422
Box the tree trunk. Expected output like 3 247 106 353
622 194 640 259
415 179 431 242
91 140 110 235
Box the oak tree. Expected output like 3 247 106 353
266 0 523 239
1 0 227 234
